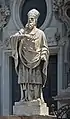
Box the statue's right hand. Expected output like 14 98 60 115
10 33 20 38
10 34 25 39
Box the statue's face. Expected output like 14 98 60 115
28 16 36 30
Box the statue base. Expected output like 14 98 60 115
0 115 57 119
13 99 49 116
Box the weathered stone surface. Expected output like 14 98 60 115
0 115 57 119
13 99 49 116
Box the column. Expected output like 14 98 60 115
57 46 63 108
1 50 12 115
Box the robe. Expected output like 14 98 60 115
10 27 49 90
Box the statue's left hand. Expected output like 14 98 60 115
41 55 46 61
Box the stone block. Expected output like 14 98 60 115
13 99 49 116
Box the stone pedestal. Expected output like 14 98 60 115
13 99 49 116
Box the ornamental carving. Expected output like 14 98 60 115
0 5 10 28
53 0 70 34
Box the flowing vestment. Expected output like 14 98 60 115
10 28 49 99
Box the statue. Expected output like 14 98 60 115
10 9 49 102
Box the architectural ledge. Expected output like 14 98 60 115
0 115 56 119
54 86 70 103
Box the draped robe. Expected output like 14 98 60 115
10 27 49 97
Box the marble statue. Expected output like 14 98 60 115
10 9 49 102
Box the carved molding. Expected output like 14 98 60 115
53 0 70 36
0 5 10 28
12 0 52 30
54 28 60 43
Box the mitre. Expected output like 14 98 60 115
27 9 40 20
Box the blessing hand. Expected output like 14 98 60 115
10 34 25 39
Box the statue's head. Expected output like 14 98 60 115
27 9 40 30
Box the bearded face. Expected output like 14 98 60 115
28 16 37 30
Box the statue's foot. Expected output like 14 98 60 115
20 97 29 102
15 98 27 105
20 98 26 102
